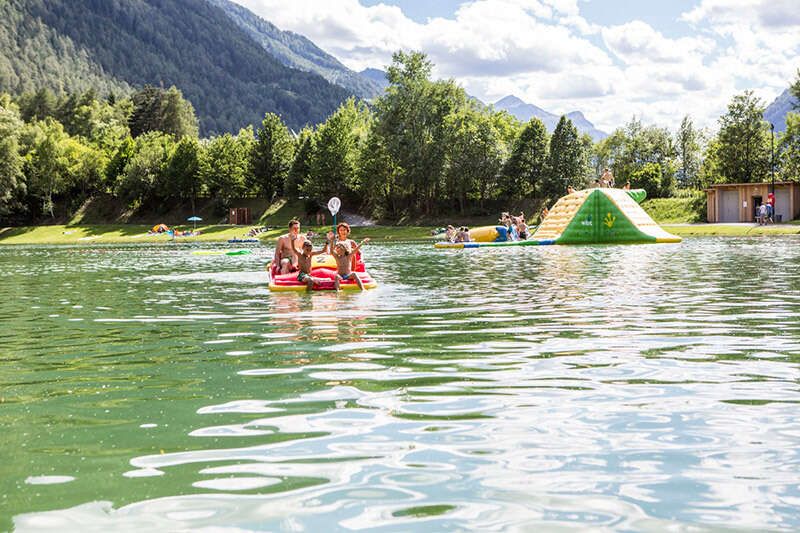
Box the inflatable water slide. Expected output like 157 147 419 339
435 188 681 248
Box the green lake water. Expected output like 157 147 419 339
2 239 800 531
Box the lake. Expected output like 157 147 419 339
3 238 800 531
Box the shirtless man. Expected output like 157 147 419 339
274 219 306 274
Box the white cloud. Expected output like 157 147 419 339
231 0 799 133
602 21 714 65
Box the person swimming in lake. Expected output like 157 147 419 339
292 240 329 291
331 239 370 291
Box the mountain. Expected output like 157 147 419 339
494 95 607 141
764 88 799 133
0 0 352 135
207 0 382 99
565 111 608 142
360 68 390 91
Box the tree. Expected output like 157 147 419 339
285 128 315 198
778 113 800 181
356 128 398 219
115 131 175 207
676 115 702 189
129 85 198 139
501 117 548 198
0 99 25 218
595 117 676 196
18 88 58 122
165 136 202 211
200 128 254 207
791 68 800 110
250 113 294 199
24 119 71 218
542 116 584 199
716 91 770 183
374 51 467 214
304 98 369 203
443 106 505 212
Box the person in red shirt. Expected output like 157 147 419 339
767 192 775 223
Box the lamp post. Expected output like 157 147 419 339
770 123 775 222
771 122 775 193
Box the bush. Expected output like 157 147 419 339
642 190 706 223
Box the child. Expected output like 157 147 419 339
331 238 370 291
293 240 328 291
517 215 529 240
445 225 457 243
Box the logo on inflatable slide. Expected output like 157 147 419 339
604 212 616 228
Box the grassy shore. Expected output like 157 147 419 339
0 224 436 245
3 222 800 245
663 223 800 236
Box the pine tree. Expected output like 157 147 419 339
250 113 294 199
542 116 583 199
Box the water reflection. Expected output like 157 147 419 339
5 239 800 531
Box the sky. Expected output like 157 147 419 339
230 0 800 133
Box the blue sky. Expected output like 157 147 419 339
234 0 800 132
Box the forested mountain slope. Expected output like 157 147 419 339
0 0 352 134
0 0 131 96
207 0 382 99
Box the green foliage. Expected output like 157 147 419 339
304 98 369 203
129 86 198 140
164 136 202 207
791 69 800 109
285 128 315 198
375 51 468 214
502 118 549 198
115 132 175 206
715 90 770 183
23 118 71 217
0 0 130 97
8 0 350 135
250 113 294 199
443 106 506 212
0 96 25 217
595 117 677 197
543 116 584 199
675 115 702 189
778 112 800 181
357 129 397 219
642 190 706 223
200 128 254 208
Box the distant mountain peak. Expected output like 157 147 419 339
764 87 799 133
496 94 526 107
494 95 607 141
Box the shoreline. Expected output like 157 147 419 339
1 223 799 245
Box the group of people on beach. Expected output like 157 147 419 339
273 219 370 291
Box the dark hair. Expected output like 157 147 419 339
337 222 350 232
302 240 313 248
288 219 300 228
